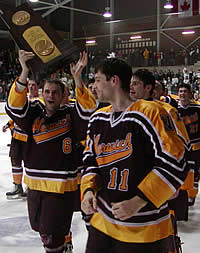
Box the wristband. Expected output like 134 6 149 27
17 79 27 87
84 188 95 196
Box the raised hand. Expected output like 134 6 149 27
70 51 88 81
18 50 35 84
18 50 35 71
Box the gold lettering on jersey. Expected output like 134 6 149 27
182 112 198 125
33 118 46 133
94 133 133 166
32 115 71 134
47 116 71 131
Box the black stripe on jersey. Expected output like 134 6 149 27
152 166 185 191
178 103 200 109
12 128 28 135
167 111 191 150
25 168 78 179
12 168 23 174
124 111 186 171
190 138 200 145
84 111 187 189
97 195 169 225
83 135 97 165
6 99 30 118
89 110 111 122
75 100 96 120
6 99 45 119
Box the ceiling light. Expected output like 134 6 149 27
164 0 173 9
103 7 112 18
130 35 142 40
29 0 39 2
182 31 195 35
86 40 96 45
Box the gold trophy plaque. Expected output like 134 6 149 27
0 3 79 80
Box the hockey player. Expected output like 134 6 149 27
2 119 28 199
3 79 40 199
131 71 191 252
153 80 193 253
6 50 97 253
177 83 200 206
81 58 187 253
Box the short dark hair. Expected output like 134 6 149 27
87 78 95 85
28 79 40 86
95 58 132 93
132 69 155 95
160 81 165 92
178 83 191 92
43 79 65 94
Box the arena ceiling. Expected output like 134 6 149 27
1 0 200 52
0 0 159 36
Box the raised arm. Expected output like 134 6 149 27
70 51 88 90
5 50 38 134
17 50 35 90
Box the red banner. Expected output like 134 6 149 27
171 0 199 16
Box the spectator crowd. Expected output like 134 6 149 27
0 47 200 102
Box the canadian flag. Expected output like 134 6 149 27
171 0 200 16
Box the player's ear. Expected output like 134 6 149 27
112 75 120 84
145 84 152 92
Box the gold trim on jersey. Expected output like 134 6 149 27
128 100 185 161
187 188 198 198
24 174 78 193
32 114 71 143
191 142 200 151
180 169 194 191
170 94 179 100
8 119 28 141
90 212 173 243
8 81 28 109
33 124 71 143
156 101 189 144
76 85 97 110
138 170 174 208
12 131 28 142
81 174 98 200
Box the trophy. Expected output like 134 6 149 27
0 2 80 80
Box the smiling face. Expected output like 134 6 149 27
130 75 152 100
194 92 199 101
94 71 113 103
42 82 64 116
178 87 191 106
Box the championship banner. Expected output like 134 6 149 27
0 3 79 80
